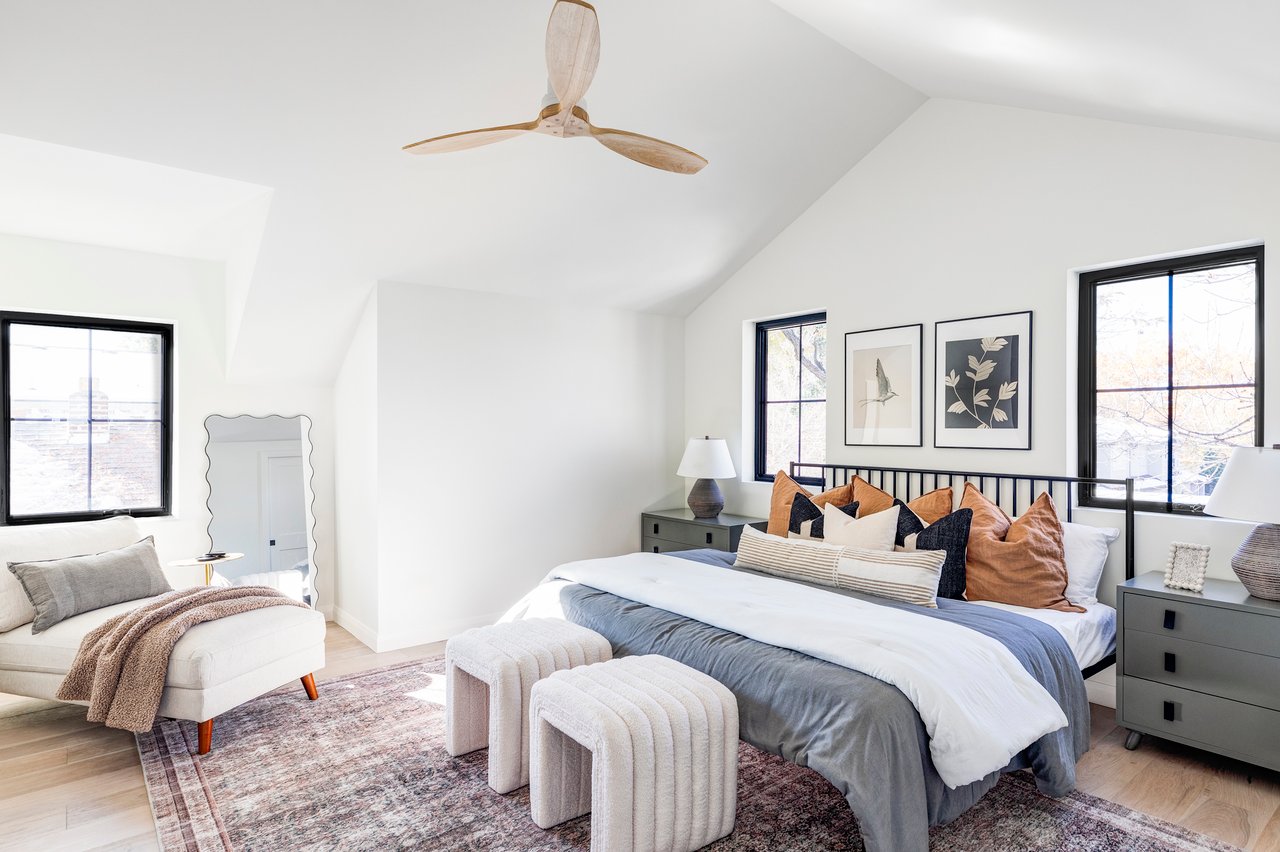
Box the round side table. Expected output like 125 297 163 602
168 552 245 585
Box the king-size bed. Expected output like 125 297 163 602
506 464 1135 852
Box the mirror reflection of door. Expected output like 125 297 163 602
205 414 315 606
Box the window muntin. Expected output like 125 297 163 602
2 313 172 524
755 312 827 483
1079 247 1263 513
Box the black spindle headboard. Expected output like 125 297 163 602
789 462 1136 580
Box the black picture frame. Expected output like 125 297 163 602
844 322 923 447
933 310 1033 450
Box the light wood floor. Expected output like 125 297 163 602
2 626 1278 851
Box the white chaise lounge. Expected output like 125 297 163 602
0 516 326 753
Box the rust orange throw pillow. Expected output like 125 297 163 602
960 483 1082 612
852 476 953 524
766 472 855 537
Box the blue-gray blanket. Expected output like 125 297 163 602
553 548 1090 852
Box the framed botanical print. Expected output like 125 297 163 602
934 311 1032 450
845 323 922 447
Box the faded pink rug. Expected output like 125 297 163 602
136 658 1238 851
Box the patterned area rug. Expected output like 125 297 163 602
136 658 1237 851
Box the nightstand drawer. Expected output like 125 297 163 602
1124 631 1280 712
1120 676 1280 771
641 536 700 554
1125 592 1280 658
643 519 729 550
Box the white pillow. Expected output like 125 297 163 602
1062 522 1120 607
823 502 899 551
0 515 143 632
834 546 946 608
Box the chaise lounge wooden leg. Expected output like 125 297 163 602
301 673 319 700
198 719 213 755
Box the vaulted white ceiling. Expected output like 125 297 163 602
0 0 924 383
4 1 1274 385
769 0 1280 142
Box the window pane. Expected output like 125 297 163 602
92 329 164 420
1093 389 1169 502
1172 263 1256 388
764 403 799 476
799 401 825 465
765 328 800 401
92 422 162 510
800 324 827 400
1172 387 1255 504
8 420 90 516
8 324 89 421
1095 276 1168 390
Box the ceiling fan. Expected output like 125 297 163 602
403 0 707 175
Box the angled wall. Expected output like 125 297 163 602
334 281 684 651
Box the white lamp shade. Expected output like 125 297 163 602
1203 447 1280 524
677 437 736 479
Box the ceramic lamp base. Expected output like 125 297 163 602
1232 523 1280 601
687 478 724 519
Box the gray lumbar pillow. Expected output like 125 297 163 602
8 536 172 634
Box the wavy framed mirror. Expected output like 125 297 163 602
203 414 318 607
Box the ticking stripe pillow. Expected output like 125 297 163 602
735 525 842 586
834 547 947 608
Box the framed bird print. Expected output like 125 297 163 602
934 310 1032 450
845 323 923 447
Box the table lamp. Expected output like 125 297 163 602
1203 445 1280 600
677 436 736 518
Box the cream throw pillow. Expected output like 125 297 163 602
834 547 947 608
822 502 899 551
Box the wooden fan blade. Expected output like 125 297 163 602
403 120 537 155
545 0 600 111
589 126 708 175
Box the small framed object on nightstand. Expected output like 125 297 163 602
640 509 767 554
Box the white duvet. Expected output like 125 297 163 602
504 552 1068 789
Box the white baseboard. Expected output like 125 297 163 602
332 606 378 651
372 610 508 653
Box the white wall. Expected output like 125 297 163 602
685 99 1280 604
335 281 684 651
333 290 380 646
0 233 336 614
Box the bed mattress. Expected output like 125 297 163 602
969 600 1117 669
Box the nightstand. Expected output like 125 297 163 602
640 509 767 554
1117 571 1280 772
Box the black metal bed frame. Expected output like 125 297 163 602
788 462 1136 679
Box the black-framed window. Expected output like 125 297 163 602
1078 246 1263 513
754 312 827 483
1 312 173 525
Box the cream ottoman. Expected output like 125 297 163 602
529 655 739 852
445 618 612 793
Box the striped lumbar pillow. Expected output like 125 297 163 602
834 547 947 608
735 524 843 586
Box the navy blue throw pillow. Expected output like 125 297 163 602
893 499 972 600
788 495 859 539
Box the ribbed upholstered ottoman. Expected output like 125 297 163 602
445 618 612 793
529 655 739 852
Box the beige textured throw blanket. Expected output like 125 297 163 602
57 586 308 733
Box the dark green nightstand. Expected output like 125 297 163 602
640 508 767 554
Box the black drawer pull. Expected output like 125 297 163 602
653 523 660 535
1163 609 1176 630
705 532 713 545
1164 652 1176 673
1163 701 1176 722
652 545 660 553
